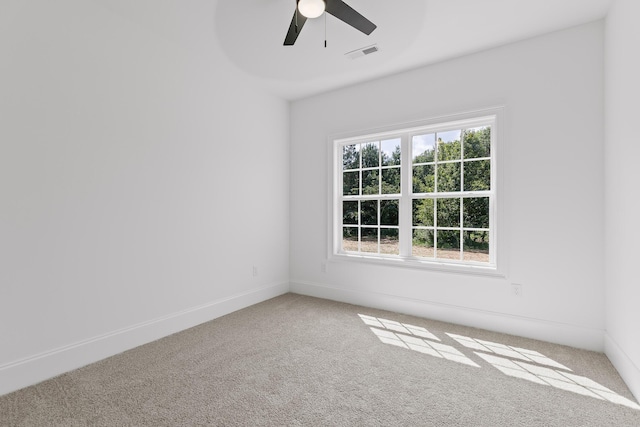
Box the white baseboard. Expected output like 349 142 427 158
291 280 604 351
0 282 289 397
605 333 640 402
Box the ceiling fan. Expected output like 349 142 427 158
284 0 377 46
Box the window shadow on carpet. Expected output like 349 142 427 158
359 314 640 411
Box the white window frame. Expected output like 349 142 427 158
328 107 505 277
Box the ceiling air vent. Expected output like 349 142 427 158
345 44 379 60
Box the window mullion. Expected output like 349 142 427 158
377 199 381 254
459 197 464 261
400 134 412 257
459 130 464 261
357 200 362 253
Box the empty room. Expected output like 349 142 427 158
1 0 639 425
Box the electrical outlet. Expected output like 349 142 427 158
252 266 258 277
511 283 523 297
321 262 327 273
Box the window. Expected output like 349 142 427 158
342 138 402 255
331 110 501 274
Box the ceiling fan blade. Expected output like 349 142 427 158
325 0 376 35
284 10 308 45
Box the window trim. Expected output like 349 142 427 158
327 107 506 277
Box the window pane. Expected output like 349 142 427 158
412 134 436 163
436 130 461 161
381 138 401 166
464 127 491 159
361 228 378 253
413 198 434 227
463 197 489 229
343 201 358 225
336 117 494 267
382 167 400 194
412 229 434 258
362 142 379 168
413 165 435 193
380 200 399 226
342 227 358 252
360 200 378 226
463 160 490 191
437 162 461 192
343 144 360 170
437 198 460 228
437 230 461 260
362 169 379 195
343 171 360 196
380 228 399 255
464 231 490 263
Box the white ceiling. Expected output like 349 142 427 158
94 0 613 100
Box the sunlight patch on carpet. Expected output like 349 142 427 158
358 314 479 367
447 333 571 370
359 315 639 411
474 351 640 410
359 314 440 341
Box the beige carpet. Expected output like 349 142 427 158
1 293 639 426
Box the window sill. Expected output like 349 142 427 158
330 252 505 278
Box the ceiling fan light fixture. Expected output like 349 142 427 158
284 0 376 46
298 0 325 19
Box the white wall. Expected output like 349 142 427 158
0 0 289 395
290 22 605 350
604 0 640 401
